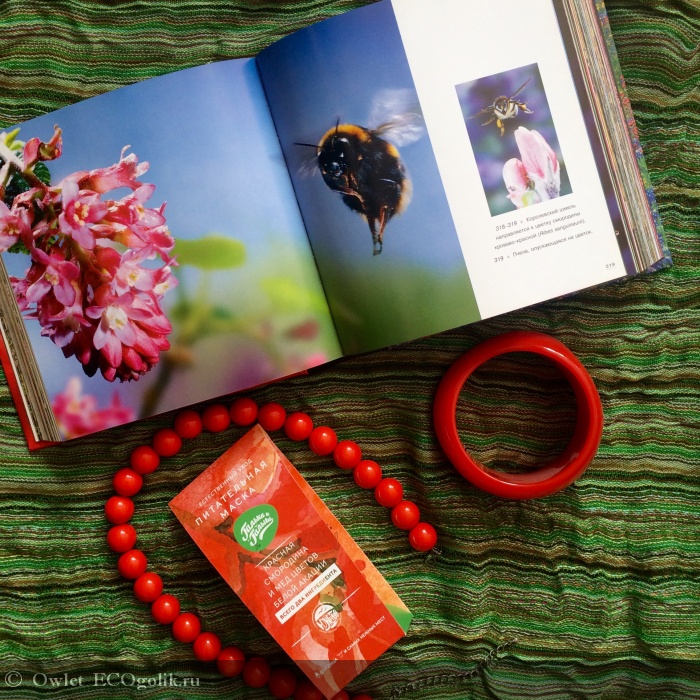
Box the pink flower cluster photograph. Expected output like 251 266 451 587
0 127 177 384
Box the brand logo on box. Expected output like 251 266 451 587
313 602 341 632
233 504 278 552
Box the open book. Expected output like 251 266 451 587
0 0 669 448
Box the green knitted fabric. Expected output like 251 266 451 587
0 1 699 698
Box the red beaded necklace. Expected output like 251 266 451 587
105 397 437 700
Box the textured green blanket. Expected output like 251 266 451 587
1 1 699 698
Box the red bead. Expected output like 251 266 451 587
353 460 382 489
242 656 271 688
268 667 298 698
284 412 314 441
294 680 323 700
172 612 201 643
217 646 245 677
308 426 337 456
130 445 160 475
374 478 404 508
391 501 421 531
151 594 180 624
193 631 222 662
152 428 182 457
350 696 373 700
202 403 231 432
330 692 350 700
117 549 147 579
408 522 438 552
112 467 143 497
230 397 258 426
106 523 137 553
258 402 287 431
105 495 134 524
333 440 362 469
133 572 163 603
174 410 203 439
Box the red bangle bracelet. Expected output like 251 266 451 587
433 331 603 500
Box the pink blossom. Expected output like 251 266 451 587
96 247 151 295
0 201 32 252
24 247 80 307
504 127 561 208
104 184 158 226
51 376 135 439
95 245 177 302
151 264 177 298
23 125 63 168
76 147 149 194
102 189 175 258
61 326 101 377
57 180 109 249
503 158 541 209
42 294 90 349
10 276 30 312
513 127 560 200
86 286 172 382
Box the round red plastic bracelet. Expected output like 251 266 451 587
433 331 603 500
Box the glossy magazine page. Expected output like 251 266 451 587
257 0 480 356
391 0 642 320
0 58 341 443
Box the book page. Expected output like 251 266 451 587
257 1 480 356
0 59 341 441
391 0 627 319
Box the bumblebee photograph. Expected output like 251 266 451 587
470 77 534 138
456 63 572 216
298 91 423 256
257 0 479 355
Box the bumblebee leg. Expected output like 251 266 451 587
373 208 389 256
497 118 505 137
367 217 381 255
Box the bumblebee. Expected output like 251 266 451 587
472 78 533 136
299 90 423 256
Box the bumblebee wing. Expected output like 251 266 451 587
467 104 495 120
368 88 425 147
294 142 320 178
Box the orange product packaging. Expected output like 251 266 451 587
169 425 412 698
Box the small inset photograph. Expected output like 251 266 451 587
456 63 572 216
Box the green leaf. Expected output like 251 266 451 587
196 307 244 337
3 128 21 149
6 240 30 255
210 305 236 321
4 173 30 208
261 277 327 313
32 162 51 185
173 235 246 270
168 298 194 323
